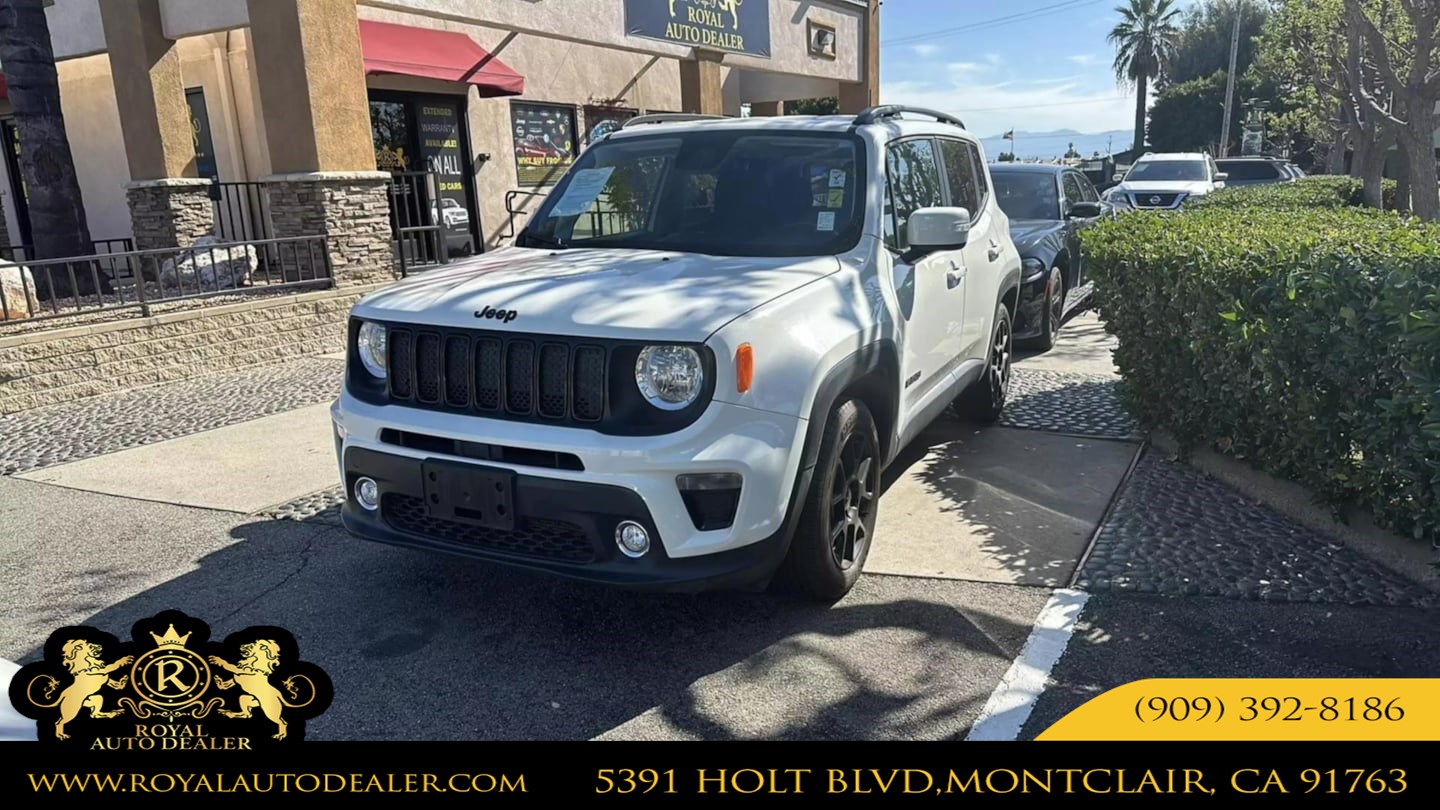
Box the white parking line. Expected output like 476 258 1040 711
966 588 1089 741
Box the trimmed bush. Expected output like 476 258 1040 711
1085 205 1440 541
1193 175 1399 211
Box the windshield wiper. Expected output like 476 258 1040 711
518 231 567 250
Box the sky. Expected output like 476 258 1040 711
879 0 1201 145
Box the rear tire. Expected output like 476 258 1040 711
774 398 880 602
958 302 1013 423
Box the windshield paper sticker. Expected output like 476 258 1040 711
548 167 615 218
827 188 845 208
828 169 846 188
816 211 836 232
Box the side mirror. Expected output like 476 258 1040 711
903 207 971 263
1214 172 1229 181
1067 201 1103 219
1112 172 1125 182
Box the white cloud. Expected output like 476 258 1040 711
945 61 989 75
880 76 1137 138
912 43 940 58
983 53 1002 66
1068 54 1102 67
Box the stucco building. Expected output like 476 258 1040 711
0 0 879 268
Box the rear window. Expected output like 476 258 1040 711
1217 161 1282 180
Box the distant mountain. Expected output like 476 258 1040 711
980 129 1133 161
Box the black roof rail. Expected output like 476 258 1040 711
852 105 966 129
621 113 724 129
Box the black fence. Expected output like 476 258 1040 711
211 179 272 243
0 234 332 325
387 171 447 276
1 238 134 265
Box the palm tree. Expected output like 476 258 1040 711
0 0 100 295
1109 0 1182 153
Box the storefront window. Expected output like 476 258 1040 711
583 105 637 146
511 102 577 185
368 93 479 261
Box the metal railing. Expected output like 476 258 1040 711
0 234 332 325
210 179 272 243
387 171 446 276
503 189 548 239
1 238 134 264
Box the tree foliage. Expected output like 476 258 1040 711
1162 0 1270 88
784 97 840 116
1109 0 1185 150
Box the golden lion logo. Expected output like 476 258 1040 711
209 640 318 740
23 640 134 740
10 610 332 747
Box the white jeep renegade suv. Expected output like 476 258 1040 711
334 106 1021 600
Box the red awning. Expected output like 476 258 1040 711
358 20 524 97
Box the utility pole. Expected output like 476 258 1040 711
1218 0 1243 157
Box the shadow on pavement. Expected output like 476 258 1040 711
33 517 1041 741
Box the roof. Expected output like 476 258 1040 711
988 163 1069 174
607 113 976 142
1135 152 1209 161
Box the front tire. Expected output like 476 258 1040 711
1022 267 1064 352
958 301 1013 422
775 398 880 602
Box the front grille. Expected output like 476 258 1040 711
1130 192 1182 208
387 327 607 426
384 494 595 562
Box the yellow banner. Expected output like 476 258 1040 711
1038 678 1440 741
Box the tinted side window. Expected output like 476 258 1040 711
967 142 989 206
886 139 944 250
1061 173 1084 208
1076 173 1100 201
1219 161 1281 180
938 138 980 214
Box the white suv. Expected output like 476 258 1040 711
1103 151 1227 210
334 106 1021 600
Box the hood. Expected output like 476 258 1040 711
352 247 841 341
1114 180 1213 196
1006 219 1065 255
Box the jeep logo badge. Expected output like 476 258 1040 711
474 306 518 323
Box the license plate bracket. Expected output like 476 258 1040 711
420 459 516 531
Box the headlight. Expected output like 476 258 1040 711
357 321 387 379
635 345 703 410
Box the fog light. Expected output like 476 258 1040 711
615 520 650 558
354 477 379 511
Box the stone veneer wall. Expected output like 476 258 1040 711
265 172 396 287
0 285 378 414
125 178 214 251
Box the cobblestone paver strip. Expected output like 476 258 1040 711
1002 368 1141 440
259 485 344 526
0 357 343 475
1077 455 1434 607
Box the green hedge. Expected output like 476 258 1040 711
1085 204 1440 542
1193 175 1399 211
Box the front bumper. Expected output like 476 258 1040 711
1014 269 1051 339
331 389 808 591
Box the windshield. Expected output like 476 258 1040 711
1125 160 1208 182
519 130 864 257
990 170 1060 220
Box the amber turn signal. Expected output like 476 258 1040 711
735 344 754 394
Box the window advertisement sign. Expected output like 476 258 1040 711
583 106 637 146
417 99 475 256
624 0 771 58
512 102 577 186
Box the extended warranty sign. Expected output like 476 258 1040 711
7 610 332 749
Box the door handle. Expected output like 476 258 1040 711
946 261 966 289
987 240 1002 262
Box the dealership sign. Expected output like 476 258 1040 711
624 0 771 57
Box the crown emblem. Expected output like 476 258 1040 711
149 624 192 648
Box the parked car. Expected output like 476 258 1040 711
1103 152 1227 210
989 163 1105 350
1215 157 1298 188
430 198 470 227
333 106 1022 600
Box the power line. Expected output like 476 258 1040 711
883 0 1112 46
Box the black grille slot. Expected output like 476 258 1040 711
415 333 442 404
475 337 503 411
538 344 568 419
389 329 414 399
375 326 618 429
573 346 605 421
384 494 595 562
506 341 535 414
443 336 470 407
